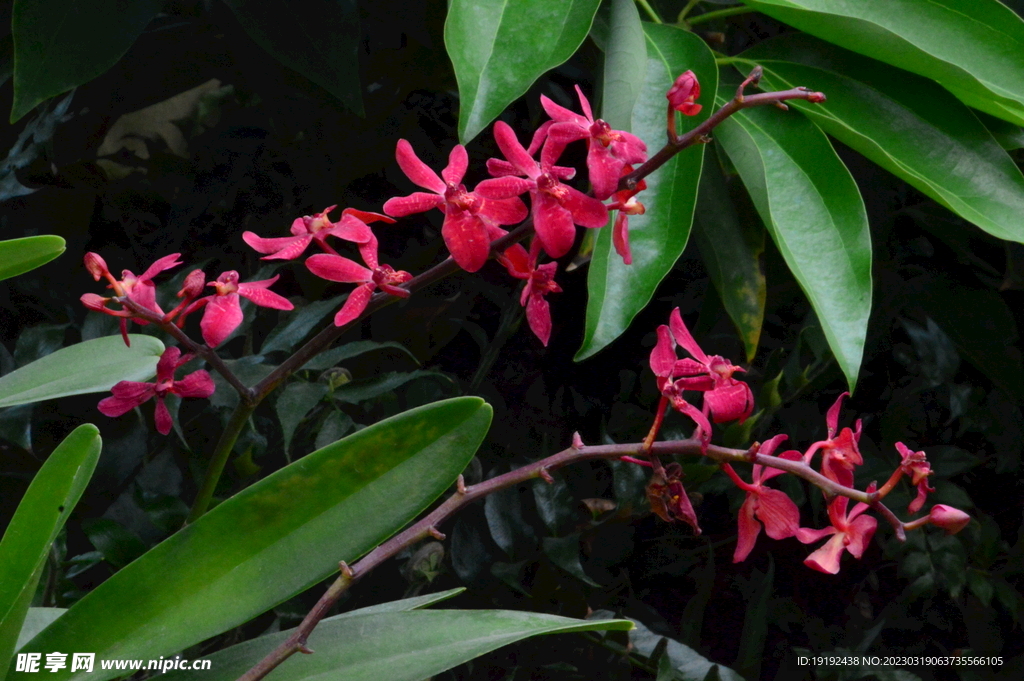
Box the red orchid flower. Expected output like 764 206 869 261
98 347 215 435
529 86 647 200
667 70 702 116
242 206 393 262
796 488 877 574
382 140 527 272
801 393 864 488
306 240 413 327
879 442 935 514
81 252 183 346
497 242 562 346
721 435 803 562
190 272 294 348
478 121 608 259
649 308 754 424
605 166 647 265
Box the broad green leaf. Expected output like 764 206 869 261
276 382 329 456
0 425 100 681
260 294 344 354
161 590 467 681
0 236 64 282
10 0 162 122
693 146 765 361
741 34 1024 244
733 559 773 680
0 335 164 408
601 0 645 131
223 0 362 115
578 24 717 360
15 609 65 651
446 0 602 143
15 398 491 681
714 83 871 389
738 0 1024 126
163 610 632 681
542 535 600 586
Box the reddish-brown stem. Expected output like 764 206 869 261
641 395 670 453
238 436 900 681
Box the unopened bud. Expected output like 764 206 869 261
667 70 702 116
929 504 970 534
178 269 207 299
806 91 827 103
80 293 110 312
84 253 110 281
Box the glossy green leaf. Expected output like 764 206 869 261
10 0 162 122
0 236 64 282
0 335 164 409
15 609 65 651
601 0 645 131
15 398 492 681
578 25 717 360
164 610 631 681
223 0 362 115
714 83 871 389
693 146 765 361
739 0 1024 126
0 425 100 681
741 34 1024 244
446 0 602 143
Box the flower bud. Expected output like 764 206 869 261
84 253 110 281
80 293 110 312
929 504 970 534
177 269 207 300
667 71 702 116
806 92 827 103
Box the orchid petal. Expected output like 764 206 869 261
525 291 552 346
803 533 847 574
668 308 709 364
138 253 183 282
238 284 294 310
383 192 445 217
306 254 372 283
442 145 469 185
172 370 216 399
473 177 533 200
200 293 244 348
493 121 539 178
650 326 677 378
586 142 624 200
441 211 491 273
559 185 609 228
478 196 528 225
612 212 632 265
153 397 173 435
756 489 802 540
334 284 375 326
395 139 445 193
826 392 850 437
734 496 762 562
532 191 576 258
242 233 313 260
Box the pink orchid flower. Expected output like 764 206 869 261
802 393 864 488
497 242 562 346
885 442 936 514
242 206 393 262
192 271 294 348
721 435 803 562
81 252 183 345
306 240 413 327
667 71 702 116
605 167 647 265
478 121 608 259
649 308 754 424
796 490 877 574
382 140 527 272
98 347 215 435
529 86 647 200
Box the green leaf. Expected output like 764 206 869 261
223 0 362 115
0 425 100 681
15 398 491 681
275 382 329 456
163 610 631 681
741 34 1024 244
578 25 717 360
15 608 65 651
332 370 452 404
738 0 1024 126
693 146 766 361
714 82 871 389
80 519 147 570
10 0 162 122
301 340 418 372
733 558 773 680
314 410 354 450
446 0 602 143
542 535 600 586
0 335 164 408
0 236 64 282
601 0 646 131
260 295 344 354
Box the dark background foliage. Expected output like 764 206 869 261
2 0 1023 679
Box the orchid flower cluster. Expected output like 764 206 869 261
76 68 969 577
632 307 971 575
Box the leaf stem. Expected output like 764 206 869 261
686 6 751 26
635 0 663 23
185 402 255 524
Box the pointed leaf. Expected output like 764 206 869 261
0 236 64 282
15 609 66 652
275 382 329 456
162 610 632 681
10 0 162 121
600 0 645 131
301 340 418 372
740 0 1024 126
714 82 871 389
578 25 717 360
222 0 362 115
693 146 766 361
0 425 100 681
15 398 492 681
446 0 602 143
259 295 345 354
740 35 1024 244
0 335 164 408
